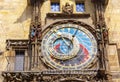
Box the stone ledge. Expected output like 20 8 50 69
47 13 90 19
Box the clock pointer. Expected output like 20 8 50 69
68 29 78 48
53 29 70 46
53 29 73 57
72 29 78 41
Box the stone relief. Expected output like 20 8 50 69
62 2 73 15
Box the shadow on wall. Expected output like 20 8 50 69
0 51 3 55
14 5 32 23
14 0 48 23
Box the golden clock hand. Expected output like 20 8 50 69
53 29 70 46
67 29 78 52
61 37 70 46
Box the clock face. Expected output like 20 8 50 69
41 24 97 70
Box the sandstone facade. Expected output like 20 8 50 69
0 0 120 81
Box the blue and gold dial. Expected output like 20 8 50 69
41 24 97 70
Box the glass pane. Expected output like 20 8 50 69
76 3 85 12
51 3 60 12
14 51 24 71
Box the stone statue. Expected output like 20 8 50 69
62 2 73 14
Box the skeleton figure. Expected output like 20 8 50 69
62 2 73 14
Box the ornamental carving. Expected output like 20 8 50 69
62 3 73 15
2 70 98 82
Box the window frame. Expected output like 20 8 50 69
75 1 85 13
50 1 60 12
14 50 25 71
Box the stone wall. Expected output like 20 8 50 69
105 0 120 81
105 0 120 71
0 0 120 81
0 1 31 81
0 0 94 71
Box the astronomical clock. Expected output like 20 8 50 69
2 0 111 82
41 22 97 70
